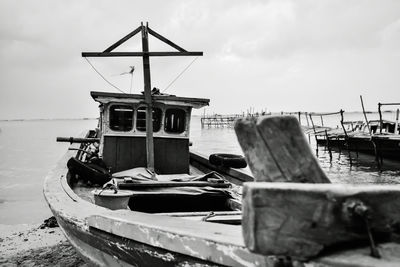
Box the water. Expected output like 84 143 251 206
0 119 97 225
0 114 399 225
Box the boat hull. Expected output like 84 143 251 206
316 135 400 161
56 216 220 267
44 140 266 267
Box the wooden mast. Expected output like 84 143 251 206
141 22 155 172
82 22 203 172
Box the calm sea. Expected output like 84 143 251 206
0 113 399 226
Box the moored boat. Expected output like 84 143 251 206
44 23 267 267
311 108 400 162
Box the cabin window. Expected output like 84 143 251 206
165 108 186 133
109 105 133 131
136 107 162 132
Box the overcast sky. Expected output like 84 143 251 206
0 0 399 119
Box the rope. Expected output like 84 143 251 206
84 57 127 94
162 57 199 93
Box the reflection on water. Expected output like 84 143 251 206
314 141 400 184
0 114 399 225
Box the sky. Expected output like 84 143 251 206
0 0 399 119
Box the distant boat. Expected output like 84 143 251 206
313 108 400 161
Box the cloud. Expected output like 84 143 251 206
0 0 400 119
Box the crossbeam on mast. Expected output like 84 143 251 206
82 51 203 57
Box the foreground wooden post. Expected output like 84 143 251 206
234 116 330 183
242 182 400 260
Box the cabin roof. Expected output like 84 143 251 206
91 91 209 109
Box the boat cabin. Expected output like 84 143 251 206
91 91 209 174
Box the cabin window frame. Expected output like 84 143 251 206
135 105 163 133
108 104 135 132
164 107 187 134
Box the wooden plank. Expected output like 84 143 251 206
242 182 400 260
154 211 242 217
118 181 231 189
82 52 204 57
102 26 142 53
235 116 330 183
147 27 187 52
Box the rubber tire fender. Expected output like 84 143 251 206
209 153 247 169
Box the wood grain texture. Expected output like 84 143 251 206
234 117 284 182
235 116 330 183
242 182 400 260
103 136 189 174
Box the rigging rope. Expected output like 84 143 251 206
84 57 127 94
162 56 199 93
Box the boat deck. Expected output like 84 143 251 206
71 163 243 224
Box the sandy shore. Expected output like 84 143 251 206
0 218 87 267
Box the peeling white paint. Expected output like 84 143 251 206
143 249 175 262
183 244 200 256
215 243 255 267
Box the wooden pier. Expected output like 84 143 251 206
201 113 271 128
200 115 241 128
200 111 310 128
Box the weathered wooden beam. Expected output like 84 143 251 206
242 182 400 260
147 27 187 52
141 24 155 173
235 116 330 183
81 52 203 57
234 117 284 182
103 26 142 53
118 181 231 189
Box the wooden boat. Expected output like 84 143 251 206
45 91 260 266
44 23 266 267
44 23 400 266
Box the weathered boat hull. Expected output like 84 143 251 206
316 135 400 161
57 216 220 267
372 136 400 161
316 137 347 149
44 140 268 267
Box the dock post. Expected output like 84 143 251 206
305 112 310 127
378 102 383 134
325 129 332 162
